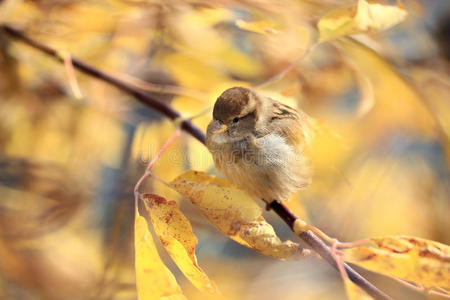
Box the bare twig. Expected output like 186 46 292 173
0 25 206 143
59 51 83 100
1 24 392 300
269 201 391 300
134 127 181 210
112 72 208 101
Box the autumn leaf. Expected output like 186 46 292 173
170 170 309 260
345 57 375 118
337 38 439 138
235 19 278 35
2 0 449 298
343 277 373 300
141 194 219 295
135 214 186 300
343 235 450 289
318 0 407 41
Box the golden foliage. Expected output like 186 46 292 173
337 39 439 138
141 194 218 294
235 19 278 35
170 171 307 260
135 214 186 300
343 236 450 289
343 277 373 300
318 0 407 41
0 0 449 299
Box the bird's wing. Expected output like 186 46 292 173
268 101 310 149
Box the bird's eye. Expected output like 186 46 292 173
232 117 239 123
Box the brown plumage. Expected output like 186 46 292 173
206 87 312 203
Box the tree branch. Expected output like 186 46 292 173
1 25 392 300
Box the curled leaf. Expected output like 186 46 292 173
134 214 186 300
337 39 439 137
345 58 375 118
318 0 407 41
343 235 450 289
142 194 218 294
170 170 309 260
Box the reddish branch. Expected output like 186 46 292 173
1 25 392 300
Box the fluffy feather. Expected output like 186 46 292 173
206 87 312 203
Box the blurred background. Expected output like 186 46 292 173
0 0 449 299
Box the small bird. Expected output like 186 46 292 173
206 87 312 204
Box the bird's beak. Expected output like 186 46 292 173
209 119 227 133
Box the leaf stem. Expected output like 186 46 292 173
270 201 392 300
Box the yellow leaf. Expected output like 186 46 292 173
318 0 407 41
346 59 375 118
142 194 219 294
235 19 278 35
343 235 450 289
184 7 232 27
161 53 229 91
0 0 40 24
164 9 262 83
170 170 308 260
338 39 438 138
258 23 312 63
343 277 373 300
135 214 186 300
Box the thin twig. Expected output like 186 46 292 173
59 50 83 100
1 24 392 300
134 127 181 209
269 201 391 300
112 72 207 101
1 25 206 143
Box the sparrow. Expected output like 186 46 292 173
206 87 312 204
